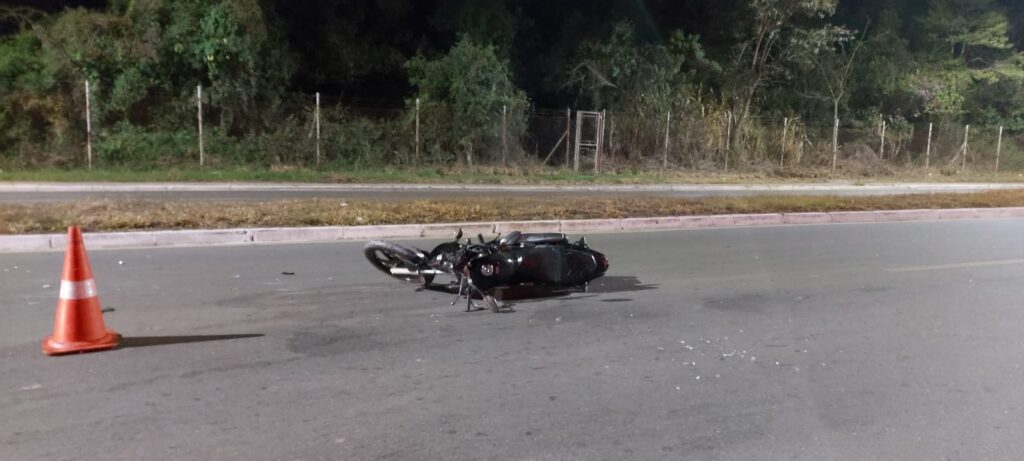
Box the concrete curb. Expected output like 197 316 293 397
3 207 1024 253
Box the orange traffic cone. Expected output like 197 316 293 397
42 226 120 355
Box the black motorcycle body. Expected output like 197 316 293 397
462 244 608 290
364 230 608 312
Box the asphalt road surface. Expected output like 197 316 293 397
3 220 1024 460
2 182 1023 203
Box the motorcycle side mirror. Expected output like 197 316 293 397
455 229 464 240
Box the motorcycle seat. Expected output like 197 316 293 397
521 233 568 245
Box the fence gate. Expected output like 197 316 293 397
573 110 604 173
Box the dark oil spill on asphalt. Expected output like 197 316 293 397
286 325 390 357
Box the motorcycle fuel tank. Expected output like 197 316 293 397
468 246 606 289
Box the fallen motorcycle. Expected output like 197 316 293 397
363 230 609 312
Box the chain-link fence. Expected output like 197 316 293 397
5 80 1024 174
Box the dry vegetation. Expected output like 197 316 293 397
4 190 1024 234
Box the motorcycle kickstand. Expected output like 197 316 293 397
465 283 484 312
451 279 476 312
450 278 466 306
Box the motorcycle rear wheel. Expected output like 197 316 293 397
363 241 435 286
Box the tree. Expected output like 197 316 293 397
159 0 295 133
407 35 528 165
919 0 1012 58
907 0 1022 120
271 0 435 97
433 0 519 55
722 0 840 150
563 21 716 159
563 21 645 111
0 30 53 157
564 21 714 115
801 25 861 124
846 8 916 118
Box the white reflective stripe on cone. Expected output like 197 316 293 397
59 279 98 300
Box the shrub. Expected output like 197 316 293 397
94 125 197 167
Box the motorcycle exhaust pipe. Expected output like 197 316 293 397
389 268 443 276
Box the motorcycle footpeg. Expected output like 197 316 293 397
481 295 500 313
460 295 501 313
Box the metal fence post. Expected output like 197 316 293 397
780 117 788 167
831 117 839 175
961 124 969 173
663 110 671 169
573 111 582 173
502 105 508 166
415 98 420 164
596 109 605 174
565 108 571 168
84 80 92 170
197 85 204 168
925 122 932 170
724 111 732 172
879 117 886 159
607 111 614 161
995 126 1003 174
315 92 321 167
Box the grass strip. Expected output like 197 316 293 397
3 190 1024 234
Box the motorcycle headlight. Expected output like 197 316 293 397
479 264 495 277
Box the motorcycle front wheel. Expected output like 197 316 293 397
363 240 435 286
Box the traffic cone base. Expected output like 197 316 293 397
43 331 120 355
42 226 121 356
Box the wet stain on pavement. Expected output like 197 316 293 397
286 325 390 357
587 276 658 294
